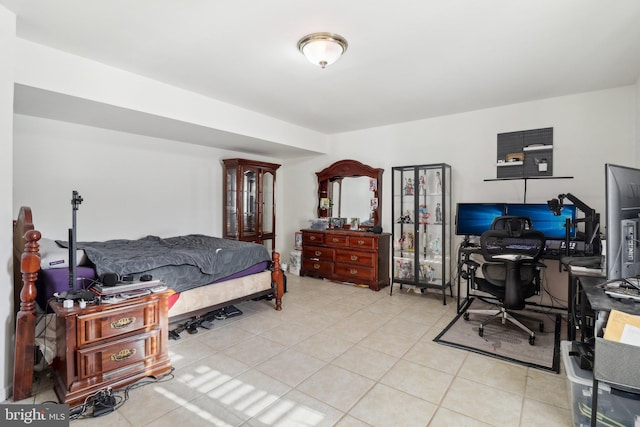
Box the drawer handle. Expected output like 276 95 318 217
332 238 339 243
310 236 316 241
110 316 136 329
110 348 137 362
350 268 358 275
350 255 358 261
357 240 365 245
315 250 322 256
313 263 321 270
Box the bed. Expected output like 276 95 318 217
12 205 284 401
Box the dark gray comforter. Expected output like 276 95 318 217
57 234 271 288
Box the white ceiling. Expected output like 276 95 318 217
3 0 640 136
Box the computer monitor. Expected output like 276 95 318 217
605 164 640 280
505 203 577 240
455 203 505 236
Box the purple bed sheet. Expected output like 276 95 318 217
35 261 270 309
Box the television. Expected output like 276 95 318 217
505 203 577 240
455 203 505 236
605 164 640 280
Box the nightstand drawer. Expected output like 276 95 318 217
349 235 376 250
334 264 375 281
76 329 161 380
303 245 334 261
335 249 375 267
77 300 160 347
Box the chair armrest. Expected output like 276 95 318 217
493 254 534 262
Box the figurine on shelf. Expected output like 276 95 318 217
419 175 427 195
435 171 442 194
418 205 430 224
396 210 413 224
428 265 435 282
397 259 413 279
400 231 414 251
405 178 414 196
431 237 440 255
435 203 442 223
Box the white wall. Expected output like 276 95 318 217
12 114 283 242
279 86 637 304
282 86 636 252
637 76 640 166
1 4 16 402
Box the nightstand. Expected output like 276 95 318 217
49 290 173 407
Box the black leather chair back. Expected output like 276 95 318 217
490 216 533 237
479 222 546 309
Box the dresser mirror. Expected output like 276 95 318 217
316 159 384 229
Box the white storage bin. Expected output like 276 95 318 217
561 340 640 427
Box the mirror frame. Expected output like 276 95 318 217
316 159 384 228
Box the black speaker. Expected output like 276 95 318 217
371 225 383 234
100 272 119 287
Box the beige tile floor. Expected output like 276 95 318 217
9 274 573 426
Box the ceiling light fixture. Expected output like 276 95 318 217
297 32 348 69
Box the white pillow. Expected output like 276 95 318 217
38 238 88 270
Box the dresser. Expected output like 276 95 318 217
300 229 391 291
49 291 173 407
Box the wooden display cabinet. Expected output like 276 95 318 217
223 158 281 251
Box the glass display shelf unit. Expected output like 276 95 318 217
223 158 280 251
391 163 452 304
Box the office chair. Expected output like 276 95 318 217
463 216 546 345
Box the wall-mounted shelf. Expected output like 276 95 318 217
497 161 523 167
523 144 553 152
484 176 573 203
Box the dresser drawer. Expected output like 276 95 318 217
76 329 161 381
349 235 377 250
77 300 160 347
325 233 349 247
303 232 325 245
303 245 334 261
334 264 375 281
302 259 333 275
335 249 375 267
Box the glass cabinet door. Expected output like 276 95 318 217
226 167 238 237
262 171 274 235
242 169 258 236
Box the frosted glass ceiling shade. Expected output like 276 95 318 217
297 32 348 69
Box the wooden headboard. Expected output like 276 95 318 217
12 206 41 401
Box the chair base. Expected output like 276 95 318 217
463 306 542 345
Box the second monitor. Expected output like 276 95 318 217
455 202 577 240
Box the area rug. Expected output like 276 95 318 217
434 298 561 373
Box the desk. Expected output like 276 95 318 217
574 276 640 340
563 258 605 341
457 243 569 315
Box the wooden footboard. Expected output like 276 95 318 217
11 206 284 402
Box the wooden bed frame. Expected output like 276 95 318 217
11 206 284 402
